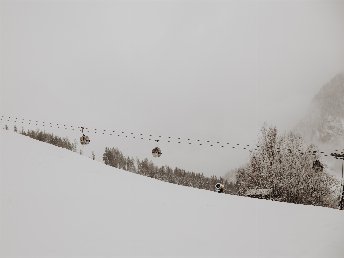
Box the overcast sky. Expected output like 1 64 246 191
1 0 344 176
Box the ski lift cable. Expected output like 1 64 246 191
2 114 343 158
0 115 295 151
1 114 343 159
0 115 256 150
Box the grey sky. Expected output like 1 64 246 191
1 0 344 176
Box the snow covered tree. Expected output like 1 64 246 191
126 157 136 172
236 125 337 207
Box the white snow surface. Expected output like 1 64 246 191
1 131 344 258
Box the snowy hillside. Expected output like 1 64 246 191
1 131 344 258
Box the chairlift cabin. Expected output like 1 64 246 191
80 134 90 145
152 147 162 158
312 160 323 172
80 127 90 145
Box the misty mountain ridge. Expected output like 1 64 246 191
225 74 344 182
296 73 344 147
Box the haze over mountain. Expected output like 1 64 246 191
296 73 344 147
292 73 344 178
225 74 344 182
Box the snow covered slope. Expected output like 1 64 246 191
1 131 343 258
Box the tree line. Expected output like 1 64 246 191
20 128 77 152
103 147 237 194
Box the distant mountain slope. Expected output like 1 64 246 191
296 73 344 145
1 131 344 258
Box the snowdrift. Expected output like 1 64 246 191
1 131 343 258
